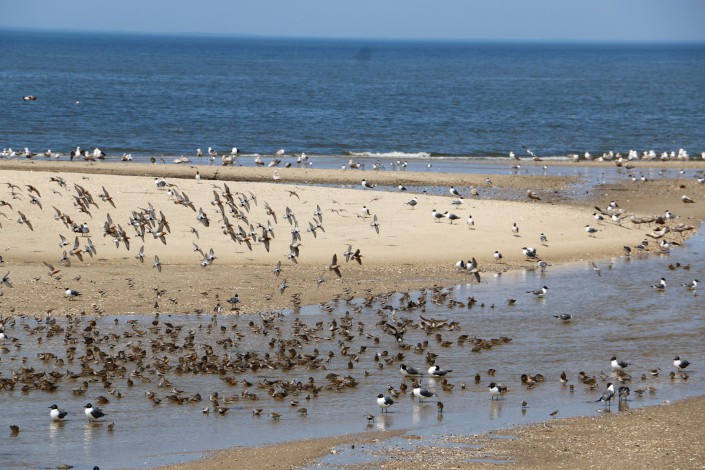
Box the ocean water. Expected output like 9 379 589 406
1 30 705 159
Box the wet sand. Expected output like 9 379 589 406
1 159 704 469
367 395 705 469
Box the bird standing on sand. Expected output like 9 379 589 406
494 251 503 263
467 214 474 229
65 288 81 300
445 212 460 224
585 225 599 237
361 179 374 189
488 383 507 400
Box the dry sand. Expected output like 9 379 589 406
1 159 704 469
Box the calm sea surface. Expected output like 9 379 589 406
1 30 705 158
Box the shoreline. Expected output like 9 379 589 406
150 394 705 470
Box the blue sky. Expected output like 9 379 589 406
2 0 704 42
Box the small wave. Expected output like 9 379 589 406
345 151 432 159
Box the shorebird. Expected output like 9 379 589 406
444 212 460 224
135 245 145 263
226 294 240 309
17 211 33 231
465 256 480 282
596 382 615 406
591 262 602 276
377 394 394 413
405 197 418 209
488 383 507 400
49 404 68 421
428 365 453 377
449 186 462 197
412 384 436 403
431 209 444 222
651 277 666 290
610 356 629 370
512 223 520 236
370 214 380 234
65 288 81 300
527 190 541 201
400 364 422 377
681 195 694 204
554 313 571 322
537 260 550 272
585 225 599 237
398 184 407 191
681 279 698 290
361 179 374 189
1 272 11 288
327 254 342 278
673 356 690 370
466 214 474 229
153 255 162 272
493 251 503 263
42 262 61 277
527 286 549 298
84 403 106 421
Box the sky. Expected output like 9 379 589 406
2 0 705 42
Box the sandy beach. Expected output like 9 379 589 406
1 159 704 469
1 159 702 317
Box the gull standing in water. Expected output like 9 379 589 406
49 405 68 421
488 383 508 400
596 383 615 406
673 356 690 371
377 394 394 413
400 364 422 377
412 384 436 403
